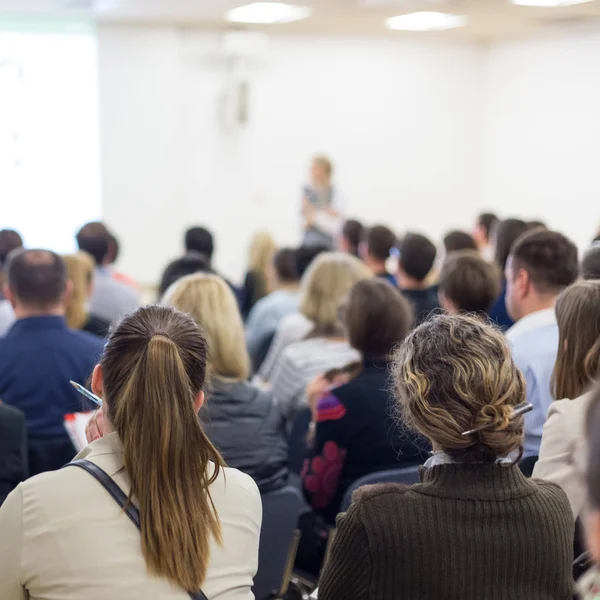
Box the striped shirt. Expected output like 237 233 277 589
270 338 360 424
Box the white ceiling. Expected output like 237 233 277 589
1 0 600 41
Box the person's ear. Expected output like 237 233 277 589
91 364 104 398
3 284 15 309
194 390 205 414
516 268 531 299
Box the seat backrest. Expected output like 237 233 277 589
340 465 421 512
288 407 312 475
253 485 304 600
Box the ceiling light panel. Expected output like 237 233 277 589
386 11 468 31
226 2 312 24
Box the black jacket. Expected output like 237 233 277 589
200 378 288 493
0 404 28 506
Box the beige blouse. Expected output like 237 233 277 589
0 433 262 600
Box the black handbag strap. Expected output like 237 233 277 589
67 459 209 600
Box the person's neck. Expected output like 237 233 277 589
278 282 299 293
14 305 65 320
517 296 557 321
397 272 427 290
366 257 387 275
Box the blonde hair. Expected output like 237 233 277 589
102 306 224 591
299 252 371 335
63 251 95 329
313 155 333 178
248 231 277 304
163 273 250 380
393 313 526 462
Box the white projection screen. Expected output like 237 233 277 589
0 24 102 253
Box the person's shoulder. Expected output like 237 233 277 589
528 477 573 517
67 328 105 350
350 482 412 510
210 465 262 515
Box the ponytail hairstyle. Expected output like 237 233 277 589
101 305 224 591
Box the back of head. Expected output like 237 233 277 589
101 305 224 591
185 227 214 260
295 245 328 277
106 232 120 265
248 232 277 272
7 249 67 311
0 229 23 266
274 248 299 284
344 279 413 357
163 273 249 380
76 222 110 266
582 245 600 280
63 252 95 329
299 252 371 334
553 280 600 400
439 250 501 314
399 232 437 282
159 253 212 298
477 213 499 243
392 313 526 463
509 229 579 297
443 230 478 254
341 220 363 256
528 220 547 232
365 225 396 262
494 218 528 270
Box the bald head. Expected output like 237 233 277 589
6 249 67 311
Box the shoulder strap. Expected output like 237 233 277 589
67 460 209 600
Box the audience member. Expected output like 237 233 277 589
63 252 111 337
443 229 477 254
472 212 499 260
0 250 104 474
295 244 328 277
528 220 548 231
396 233 439 325
303 279 427 524
0 229 23 337
241 231 277 319
267 253 371 422
105 231 138 289
76 222 140 323
505 229 579 457
360 225 397 284
319 313 574 600
163 274 288 493
0 306 261 599
533 281 600 521
489 218 529 330
245 248 300 360
438 250 501 315
582 244 600 280
0 404 28 506
337 219 363 257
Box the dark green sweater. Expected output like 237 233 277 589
319 463 574 600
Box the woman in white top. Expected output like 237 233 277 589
534 280 600 522
268 252 371 423
0 305 262 600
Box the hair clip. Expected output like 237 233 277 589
461 402 533 437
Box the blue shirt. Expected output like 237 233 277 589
489 279 514 331
0 316 104 438
506 308 558 457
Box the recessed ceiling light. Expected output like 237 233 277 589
226 2 312 24
386 11 468 31
512 0 593 6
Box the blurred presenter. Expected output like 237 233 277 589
302 155 345 248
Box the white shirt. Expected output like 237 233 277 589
0 300 15 337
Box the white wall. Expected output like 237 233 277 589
98 27 485 285
483 29 600 251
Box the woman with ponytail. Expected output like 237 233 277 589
0 305 262 600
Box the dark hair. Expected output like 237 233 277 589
0 229 23 266
399 233 437 282
159 254 212 297
341 220 363 256
477 213 499 241
585 385 600 509
274 248 298 284
295 245 328 277
102 306 224 590
107 233 120 265
528 220 547 232
443 230 477 254
582 245 600 280
393 313 526 463
76 222 110 266
439 251 501 313
494 218 528 270
185 227 214 260
365 225 396 262
7 249 67 308
344 279 413 357
509 229 578 295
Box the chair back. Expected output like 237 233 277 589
288 407 312 475
253 485 304 600
340 465 421 512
